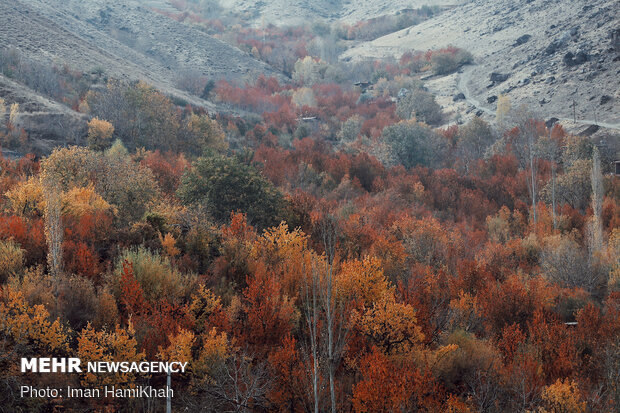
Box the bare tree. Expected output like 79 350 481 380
301 257 321 413
317 214 347 413
510 109 541 223
43 184 63 296
197 353 270 413
588 146 604 257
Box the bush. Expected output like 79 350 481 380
112 247 197 304
0 239 24 283
430 47 473 75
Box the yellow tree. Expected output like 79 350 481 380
76 322 144 388
87 118 114 151
540 379 586 413
336 255 391 307
352 293 424 358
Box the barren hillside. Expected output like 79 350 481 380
219 0 470 26
342 0 620 130
0 74 86 154
0 0 284 106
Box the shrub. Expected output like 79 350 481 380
0 239 24 282
111 247 197 305
430 47 473 75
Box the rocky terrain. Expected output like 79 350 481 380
342 0 620 133
0 0 282 87
1 0 618 153
217 0 470 26
0 0 287 151
0 74 87 154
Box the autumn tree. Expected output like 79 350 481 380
86 117 114 151
181 112 228 154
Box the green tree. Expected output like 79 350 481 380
382 120 438 168
178 154 286 229
396 89 442 125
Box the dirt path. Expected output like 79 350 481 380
457 64 620 131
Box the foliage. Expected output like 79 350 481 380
87 117 114 151
396 89 442 125
178 154 286 229
382 120 438 168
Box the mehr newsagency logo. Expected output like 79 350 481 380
20 357 186 399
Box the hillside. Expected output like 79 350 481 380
342 0 620 131
0 74 87 153
0 0 289 151
1 0 284 86
218 0 470 26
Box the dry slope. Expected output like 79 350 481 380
343 0 620 128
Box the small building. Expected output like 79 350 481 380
614 160 620 176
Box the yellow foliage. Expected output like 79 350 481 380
336 255 391 305
0 287 69 353
352 293 424 358
201 327 229 362
189 284 223 335
160 232 180 258
7 179 115 219
158 329 194 365
87 117 114 151
5 176 46 216
540 379 586 413
77 322 144 387
193 327 230 385
62 184 116 218
8 103 19 126
251 222 316 297
0 239 24 282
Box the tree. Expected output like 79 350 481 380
382 120 437 168
456 117 495 172
292 56 326 86
181 112 227 154
507 111 544 223
178 154 286 229
40 145 161 224
541 234 603 292
352 293 424 357
77 323 144 388
540 379 586 413
87 117 114 151
587 146 603 257
396 89 442 125
291 87 317 108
